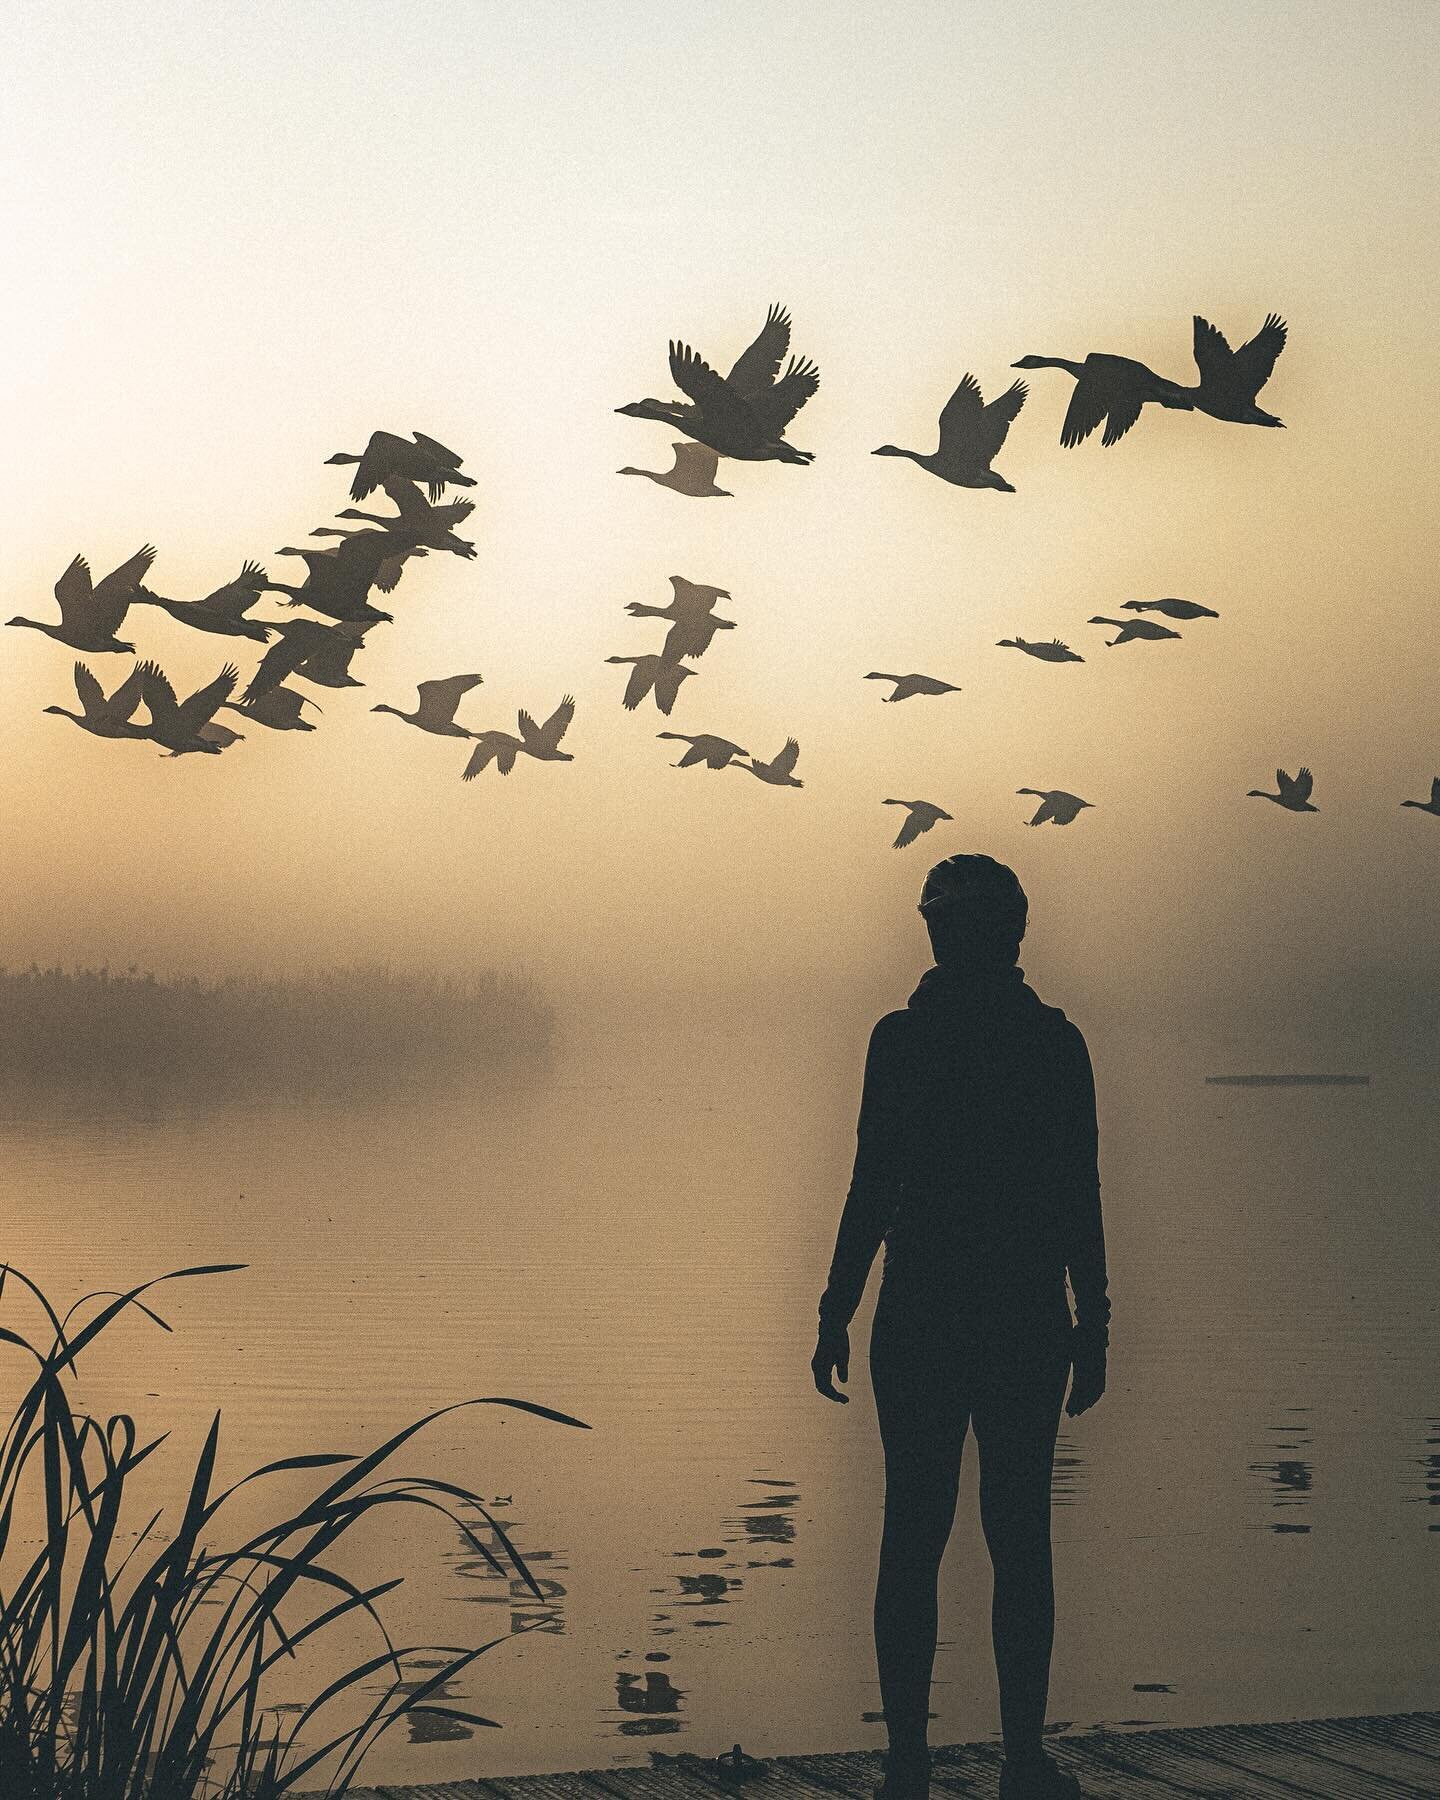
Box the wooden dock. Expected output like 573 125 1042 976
335 1709 1440 1799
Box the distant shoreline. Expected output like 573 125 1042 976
1204 1074 1371 1087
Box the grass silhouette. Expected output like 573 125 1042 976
0 1262 589 1798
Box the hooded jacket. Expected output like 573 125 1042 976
817 961 1110 1344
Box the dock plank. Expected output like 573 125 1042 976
1070 1724 1329 1797
1272 1716 1440 1790
1181 1720 1429 1798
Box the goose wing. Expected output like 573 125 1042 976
1291 765 1313 802
416 673 484 728
670 442 721 483
72 661 107 719
1191 316 1234 385
1231 313 1287 397
410 431 464 468
197 560 268 617
245 623 327 700
175 663 241 734
540 693 576 745
348 431 406 502
668 343 760 438
771 737 800 778
748 354 819 437
54 555 94 624
1027 793 1057 825
136 660 180 727
379 474 429 522
1059 369 1118 448
105 662 149 723
1431 777 1440 809
727 303 792 395
1099 387 1145 446
94 543 157 611
891 804 925 850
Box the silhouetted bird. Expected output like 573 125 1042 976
9 546 155 653
872 373 1027 491
738 738 803 787
627 577 736 658
1017 788 1093 826
461 696 575 779
219 686 321 732
245 618 381 701
865 672 962 703
1401 778 1440 817
619 441 733 497
1012 351 1191 448
997 637 1084 664
372 674 484 737
1184 314 1287 427
133 560 275 642
304 533 425 596
197 721 245 750
657 731 749 769
43 661 149 739
136 660 242 756
325 431 475 502
264 531 421 622
1087 615 1182 646
618 311 819 463
1121 597 1218 621
884 799 953 848
325 474 478 558
606 653 694 715
1248 767 1317 811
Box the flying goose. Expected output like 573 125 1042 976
325 430 475 503
1018 788 1094 826
656 731 749 769
1248 767 1317 811
619 441 733 497
1183 314 1287 427
132 560 275 642
461 696 575 779
219 686 321 732
43 661 150 739
617 316 819 463
884 798 953 848
627 577 736 657
605 653 695 715
1401 778 1440 817
8 545 156 653
1121 597 1218 620
864 672 962 702
737 738 803 788
325 475 478 558
136 660 242 756
372 674 484 737
244 617 383 702
872 372 1027 491
264 531 423 621
997 637 1084 663
1087 615 1182 646
1011 351 1192 448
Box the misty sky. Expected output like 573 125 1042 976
4 0 1438 1053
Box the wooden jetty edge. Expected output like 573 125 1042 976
332 1708 1440 1799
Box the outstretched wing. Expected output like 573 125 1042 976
176 663 240 733
772 737 800 777
892 806 925 850
1291 765 1313 802
54 555 94 621
727 303 792 394
245 628 319 701
72 661 106 719
416 673 484 727
1099 387 1146 446
136 660 180 726
942 374 1027 463
1232 313 1287 397
542 694 576 745
668 342 760 439
671 442 721 482
411 431 463 467
198 560 268 617
1059 370 1114 448
747 354 819 437
105 662 149 722
1191 315 1233 384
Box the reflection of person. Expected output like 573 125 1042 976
812 854 1110 1800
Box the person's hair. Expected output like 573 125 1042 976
917 853 1028 967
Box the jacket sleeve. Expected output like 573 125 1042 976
817 1015 909 1334
1058 1022 1111 1345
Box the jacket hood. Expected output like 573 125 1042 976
906 960 1053 1023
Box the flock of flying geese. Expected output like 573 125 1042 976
15 305 1440 838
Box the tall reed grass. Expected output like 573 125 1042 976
0 964 554 1096
0 1262 589 1798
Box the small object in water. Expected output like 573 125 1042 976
715 1742 769 1782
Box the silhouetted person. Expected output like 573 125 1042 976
812 854 1110 1800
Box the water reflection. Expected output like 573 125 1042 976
1249 1408 1313 1532
446 1504 570 1635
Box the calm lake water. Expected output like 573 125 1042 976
0 1004 1434 1788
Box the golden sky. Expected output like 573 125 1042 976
4 0 1437 1041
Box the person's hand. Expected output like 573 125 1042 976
1065 1330 1107 1417
811 1323 850 1402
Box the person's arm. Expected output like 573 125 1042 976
817 1014 909 1336
1059 1021 1110 1359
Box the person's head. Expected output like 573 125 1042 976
917 853 1028 969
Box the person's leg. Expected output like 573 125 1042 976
971 1332 1071 1770
868 1301 971 1776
